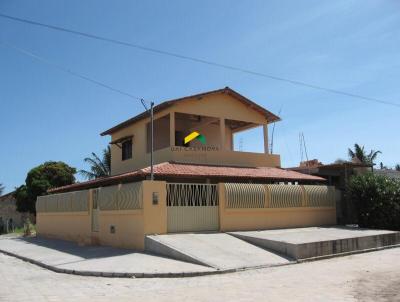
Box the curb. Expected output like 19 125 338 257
1 244 399 279
0 247 294 278
296 243 400 263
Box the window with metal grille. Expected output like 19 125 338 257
121 139 132 160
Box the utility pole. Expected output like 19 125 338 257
141 99 155 181
150 101 154 181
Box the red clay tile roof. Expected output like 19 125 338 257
288 162 372 171
100 87 281 136
0 191 15 201
49 162 325 193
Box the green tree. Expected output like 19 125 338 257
0 183 4 196
14 185 31 212
396 164 400 171
14 161 76 213
79 146 111 180
348 143 381 165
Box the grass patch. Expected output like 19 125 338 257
12 227 25 234
10 224 36 235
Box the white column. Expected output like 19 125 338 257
263 124 269 154
220 118 225 150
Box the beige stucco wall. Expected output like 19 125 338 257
146 114 170 152
37 181 336 250
36 181 167 251
110 114 149 175
109 93 279 175
36 212 92 245
97 210 145 249
96 181 167 250
142 181 167 235
149 147 280 168
219 208 336 232
173 93 267 124
218 183 336 231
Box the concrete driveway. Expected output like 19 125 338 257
145 233 290 269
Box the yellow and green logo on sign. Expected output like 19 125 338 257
184 131 206 146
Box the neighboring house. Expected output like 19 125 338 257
36 87 337 250
0 192 34 233
374 169 400 180
288 160 372 224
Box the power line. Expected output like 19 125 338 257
0 13 399 108
0 41 145 103
0 40 157 180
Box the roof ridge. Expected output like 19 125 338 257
100 87 280 136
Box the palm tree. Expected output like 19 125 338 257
348 143 381 165
0 183 4 196
79 146 111 180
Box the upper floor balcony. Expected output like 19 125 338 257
110 110 281 175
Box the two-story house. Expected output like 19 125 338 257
36 87 336 250
52 87 322 188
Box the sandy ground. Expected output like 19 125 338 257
0 247 399 302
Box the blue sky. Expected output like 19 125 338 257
1 1 399 193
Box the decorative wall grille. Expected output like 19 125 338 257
98 182 143 210
36 190 89 213
268 184 303 208
167 183 218 207
225 183 265 208
303 185 336 207
36 182 143 213
98 186 116 210
223 183 336 209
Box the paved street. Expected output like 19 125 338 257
1 248 400 302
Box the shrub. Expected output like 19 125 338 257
349 173 400 230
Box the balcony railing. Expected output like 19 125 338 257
148 147 281 168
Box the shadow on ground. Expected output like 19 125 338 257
11 236 135 260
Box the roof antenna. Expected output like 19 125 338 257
302 132 309 162
299 132 309 164
299 133 303 162
269 107 282 154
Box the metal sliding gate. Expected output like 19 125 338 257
166 183 219 233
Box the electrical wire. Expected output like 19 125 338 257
0 41 146 104
1 13 399 108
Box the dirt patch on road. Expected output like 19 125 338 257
353 271 400 302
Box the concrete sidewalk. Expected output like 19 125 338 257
0 235 215 277
3 226 396 279
230 226 400 260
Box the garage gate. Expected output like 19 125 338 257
166 183 219 233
